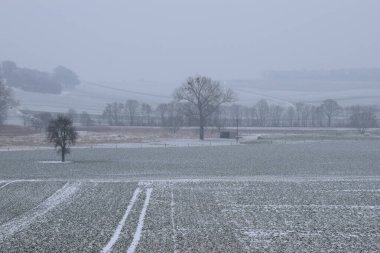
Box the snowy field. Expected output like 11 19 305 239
0 141 379 252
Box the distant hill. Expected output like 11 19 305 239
11 80 173 115
227 79 380 92
0 61 80 94
226 81 380 107
262 68 380 82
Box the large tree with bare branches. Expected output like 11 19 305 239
322 99 340 127
47 115 78 162
174 75 236 140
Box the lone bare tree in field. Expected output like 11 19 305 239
47 115 78 162
174 75 235 140
349 105 377 134
322 99 340 127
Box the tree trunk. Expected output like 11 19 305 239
61 147 65 162
236 118 239 137
199 117 205 140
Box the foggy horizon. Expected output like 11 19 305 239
1 2 380 252
1 0 379 83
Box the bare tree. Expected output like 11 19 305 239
270 105 284 127
301 104 312 127
30 112 53 131
167 102 185 133
141 103 152 126
174 75 235 140
295 102 305 127
125 99 139 126
102 102 124 126
67 108 77 122
47 115 78 162
53 65 80 90
1 61 18 77
0 80 17 124
79 111 94 126
156 103 169 127
249 106 258 127
322 99 340 127
285 106 296 127
256 99 269 127
349 105 377 134
210 105 227 133
310 105 324 127
231 104 243 136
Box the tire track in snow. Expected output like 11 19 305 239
171 189 178 253
0 182 80 242
127 188 153 253
101 187 141 253
0 181 15 190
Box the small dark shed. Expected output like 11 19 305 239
220 131 237 139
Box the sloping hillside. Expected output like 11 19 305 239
5 77 380 126
225 79 380 106
13 80 174 114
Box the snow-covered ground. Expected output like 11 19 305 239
1 140 379 252
0 178 379 252
89 137 240 149
0 127 262 151
0 137 241 152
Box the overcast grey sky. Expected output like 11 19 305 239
1 0 379 83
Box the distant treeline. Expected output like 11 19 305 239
98 99 378 133
263 68 380 82
0 61 80 94
22 99 378 134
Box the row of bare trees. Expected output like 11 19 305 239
214 101 377 131
100 99 377 133
102 100 153 126
102 101 190 130
219 99 341 128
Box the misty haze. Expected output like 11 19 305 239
0 1 380 252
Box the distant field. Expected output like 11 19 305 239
1 125 379 149
7 79 380 123
0 141 379 252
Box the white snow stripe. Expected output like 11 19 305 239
101 188 141 253
227 204 380 210
170 189 178 253
126 188 153 253
0 181 15 190
0 182 80 242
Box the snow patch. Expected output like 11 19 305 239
101 188 141 253
0 181 15 190
127 188 153 253
170 189 178 253
230 204 380 210
0 182 81 242
38 161 73 164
